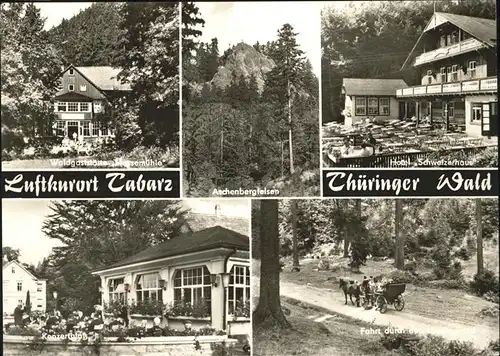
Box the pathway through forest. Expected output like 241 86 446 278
280 280 498 349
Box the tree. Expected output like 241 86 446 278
476 199 483 275
1 3 62 147
115 2 179 148
25 291 31 314
253 200 290 329
2 247 20 262
394 199 404 269
291 199 299 271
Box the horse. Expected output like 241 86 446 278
339 278 361 307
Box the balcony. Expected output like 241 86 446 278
414 38 486 66
396 77 497 98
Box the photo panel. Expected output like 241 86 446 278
182 2 322 198
1 2 180 170
2 198 252 355
251 198 499 356
321 1 497 170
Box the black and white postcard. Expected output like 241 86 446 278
1 2 180 170
321 1 497 168
182 2 321 197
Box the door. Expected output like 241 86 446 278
482 102 498 137
67 121 79 139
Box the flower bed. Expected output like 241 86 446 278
3 334 236 356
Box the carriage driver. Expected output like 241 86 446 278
361 276 372 307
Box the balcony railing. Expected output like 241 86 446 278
396 77 497 97
414 38 486 66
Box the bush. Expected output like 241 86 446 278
318 259 331 270
406 335 476 356
387 270 417 284
454 247 472 261
470 269 499 297
484 291 500 303
380 330 422 351
432 244 452 279
425 279 467 290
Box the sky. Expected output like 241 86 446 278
36 2 92 30
195 2 322 78
2 199 250 266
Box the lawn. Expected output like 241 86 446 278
253 297 389 356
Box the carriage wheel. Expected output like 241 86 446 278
376 296 388 314
394 296 405 311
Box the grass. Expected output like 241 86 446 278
253 298 390 356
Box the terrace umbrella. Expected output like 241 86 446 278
25 290 31 314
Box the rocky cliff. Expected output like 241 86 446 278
210 42 275 93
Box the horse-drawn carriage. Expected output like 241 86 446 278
374 283 406 314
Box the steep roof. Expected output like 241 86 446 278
342 78 408 96
401 12 496 69
75 66 131 91
2 260 41 280
95 226 249 271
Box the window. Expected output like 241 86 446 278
354 97 366 116
439 35 446 48
17 282 22 292
68 84 75 91
136 273 163 302
55 121 65 136
427 70 433 85
92 122 100 136
379 98 390 115
37 305 42 308
69 68 74 75
451 65 458 81
444 102 455 118
82 121 90 136
367 97 378 115
468 61 477 79
472 103 482 123
37 287 43 292
11 267 15 274
57 102 66 112
80 102 90 112
108 278 125 302
79 85 87 92
93 101 102 113
450 31 458 44
228 265 250 317
67 102 79 112
440 67 447 83
173 266 211 310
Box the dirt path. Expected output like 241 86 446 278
280 281 498 349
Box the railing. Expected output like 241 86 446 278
414 38 486 66
396 77 497 97
323 145 493 168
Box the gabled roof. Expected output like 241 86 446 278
94 226 249 272
2 260 41 281
75 66 131 91
342 78 408 96
401 12 496 69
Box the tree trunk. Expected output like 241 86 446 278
253 200 290 329
394 199 404 269
291 200 300 272
343 225 350 258
476 199 484 275
287 79 294 174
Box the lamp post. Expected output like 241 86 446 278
52 291 58 316
124 283 130 326
220 272 231 331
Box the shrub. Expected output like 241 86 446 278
380 330 421 351
489 340 499 352
404 261 417 273
470 269 499 297
5 326 42 336
425 279 467 290
129 299 165 316
318 259 331 270
432 244 452 279
484 291 500 303
387 270 417 284
406 335 475 356
454 247 472 261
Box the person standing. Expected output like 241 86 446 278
13 302 24 326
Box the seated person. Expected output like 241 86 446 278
358 144 373 157
339 138 354 157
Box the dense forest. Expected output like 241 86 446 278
182 2 320 197
1 3 179 161
321 0 497 123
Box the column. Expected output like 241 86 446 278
445 101 450 131
210 259 226 331
404 102 408 119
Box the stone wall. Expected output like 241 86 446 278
3 335 236 356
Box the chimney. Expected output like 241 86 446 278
215 204 221 218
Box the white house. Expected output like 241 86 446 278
2 260 46 315
92 216 250 337
342 78 409 126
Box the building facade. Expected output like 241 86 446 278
396 12 497 138
52 65 130 142
342 78 409 126
2 261 46 315
92 225 250 335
